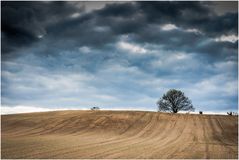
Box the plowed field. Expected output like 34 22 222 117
1 110 238 159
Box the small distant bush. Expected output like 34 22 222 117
199 111 203 114
227 112 238 116
233 112 238 116
91 106 100 110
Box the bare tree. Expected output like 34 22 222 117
157 89 194 113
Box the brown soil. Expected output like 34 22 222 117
1 110 238 159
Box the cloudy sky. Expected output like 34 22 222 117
1 1 238 114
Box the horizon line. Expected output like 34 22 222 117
1 105 238 115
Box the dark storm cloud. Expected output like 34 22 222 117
97 2 137 17
137 1 210 23
2 1 237 59
1 1 83 56
207 1 238 15
137 1 237 36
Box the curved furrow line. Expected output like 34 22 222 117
173 115 204 159
2 116 99 154
1 136 70 158
164 115 198 159
145 114 191 158
209 116 237 156
93 114 161 158
71 112 148 139
51 113 154 158
15 111 97 136
37 118 78 135
69 115 126 137
118 112 148 135
112 114 178 158
22 113 151 158
140 112 169 139
215 117 237 145
11 117 69 136
34 115 96 136
18 134 105 158
101 114 182 158
49 113 156 158
1 118 45 136
10 133 116 159
201 116 211 159
115 116 176 158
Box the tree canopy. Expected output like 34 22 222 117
157 89 194 113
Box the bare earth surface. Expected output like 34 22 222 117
1 110 238 159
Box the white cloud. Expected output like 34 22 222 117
7 72 94 94
1 105 83 115
161 24 178 31
215 35 238 43
93 94 119 102
184 73 238 105
174 52 190 60
37 35 44 39
79 46 91 53
94 26 110 32
101 63 139 74
160 24 202 34
185 28 202 34
70 12 81 18
214 60 237 71
151 51 198 72
69 1 131 14
117 41 147 54
1 105 50 114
